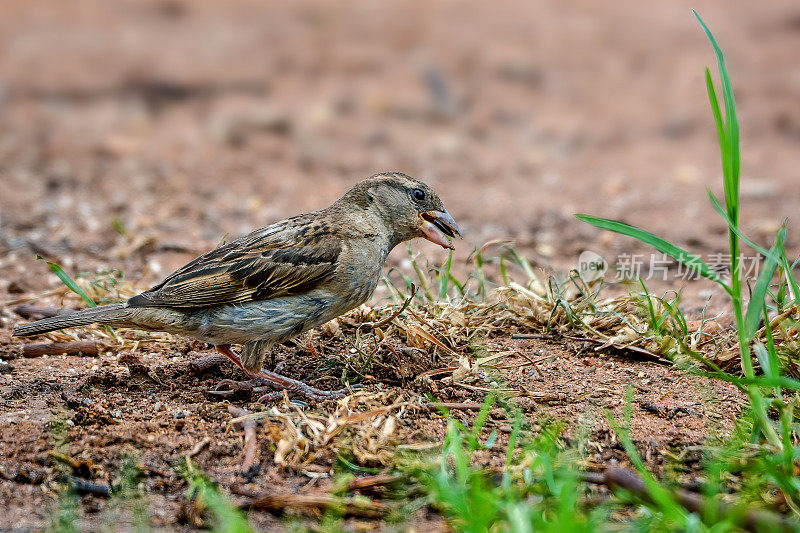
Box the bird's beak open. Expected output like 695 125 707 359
419 210 462 250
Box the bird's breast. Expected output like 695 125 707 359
336 240 388 305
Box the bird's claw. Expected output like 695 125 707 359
207 378 274 399
254 384 351 404
207 375 358 403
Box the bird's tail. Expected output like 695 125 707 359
12 303 130 337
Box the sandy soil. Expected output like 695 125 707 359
0 0 797 530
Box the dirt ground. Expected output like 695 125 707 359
0 0 797 530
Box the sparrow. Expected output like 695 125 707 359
13 172 461 400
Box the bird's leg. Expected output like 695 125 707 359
211 344 351 402
212 344 271 396
215 344 248 372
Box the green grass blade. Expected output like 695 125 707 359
181 459 253 533
574 215 728 290
698 369 800 391
704 68 731 193
706 190 773 257
638 279 661 334
744 229 784 340
658 296 689 338
695 11 740 217
761 307 794 471
37 256 97 308
439 249 453 300
503 246 537 283
778 242 800 306
469 393 497 445
753 343 776 381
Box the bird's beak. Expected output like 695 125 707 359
419 210 462 250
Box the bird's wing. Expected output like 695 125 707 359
127 217 342 309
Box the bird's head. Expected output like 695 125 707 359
337 172 462 250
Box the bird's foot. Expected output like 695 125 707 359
211 344 352 402
207 378 270 400
211 378 271 394
250 368 352 402
209 373 351 403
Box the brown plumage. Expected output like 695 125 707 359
13 172 461 400
127 221 343 308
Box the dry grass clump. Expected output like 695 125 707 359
227 388 440 477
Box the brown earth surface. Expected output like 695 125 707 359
0 0 797 530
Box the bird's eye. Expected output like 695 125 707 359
411 188 426 202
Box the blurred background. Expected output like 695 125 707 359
0 0 798 306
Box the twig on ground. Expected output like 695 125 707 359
511 333 549 339
22 341 98 358
416 366 459 380
346 473 403 491
421 402 484 412
206 389 235 398
514 351 550 375
189 353 228 374
228 406 259 476
513 332 668 364
186 436 212 459
71 478 111 497
48 451 79 470
582 466 796 533
237 490 387 518
523 391 574 405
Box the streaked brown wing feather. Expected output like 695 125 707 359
128 217 341 308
